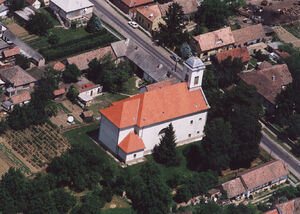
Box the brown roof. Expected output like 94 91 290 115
137 5 161 22
258 61 272 70
0 0 6 4
232 24 265 45
53 62 66 71
3 47 20 58
240 64 292 104
121 0 154 7
26 0 37 4
216 47 250 63
264 210 279 214
193 27 235 52
238 160 289 190
264 198 300 214
67 46 115 70
0 65 36 87
274 50 290 59
222 177 246 199
159 0 199 16
145 78 178 92
83 110 94 118
10 92 31 105
53 88 65 96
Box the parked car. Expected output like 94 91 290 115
170 54 180 62
128 21 138 29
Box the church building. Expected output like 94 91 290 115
98 56 210 163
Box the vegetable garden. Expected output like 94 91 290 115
4 123 70 170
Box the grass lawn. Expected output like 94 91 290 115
39 8 60 26
283 23 300 39
122 76 139 95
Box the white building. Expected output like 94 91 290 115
98 57 210 163
26 0 41 9
77 83 103 108
50 0 94 26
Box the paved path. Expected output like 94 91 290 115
272 26 300 48
90 0 183 80
260 130 300 180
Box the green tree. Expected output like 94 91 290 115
67 85 79 103
153 123 180 166
254 49 269 62
127 161 172 214
8 0 25 11
154 2 188 48
52 189 76 214
180 42 192 59
15 54 30 70
26 13 54 35
48 33 60 46
285 114 300 140
63 64 81 83
86 14 102 33
202 118 233 171
195 0 231 30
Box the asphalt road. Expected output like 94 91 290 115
90 0 183 76
261 133 300 179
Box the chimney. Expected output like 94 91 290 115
272 75 276 81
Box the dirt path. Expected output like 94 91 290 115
273 26 300 48
61 100 83 123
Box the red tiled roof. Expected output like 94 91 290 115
121 0 154 7
100 82 209 128
137 5 161 22
238 160 289 190
193 27 235 52
53 88 65 96
118 132 145 153
53 62 66 71
222 177 246 199
159 0 198 16
274 50 290 59
240 64 292 104
26 0 36 4
264 210 279 214
232 24 265 45
216 47 250 63
276 200 294 214
258 61 272 70
0 0 6 4
145 78 178 92
67 46 115 70
10 92 31 105
3 47 20 58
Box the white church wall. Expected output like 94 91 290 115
118 126 135 144
139 110 208 152
98 115 119 154
118 149 144 162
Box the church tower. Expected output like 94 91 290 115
182 56 205 91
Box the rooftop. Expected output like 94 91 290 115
216 46 250 63
238 160 289 190
240 64 292 104
51 0 94 13
144 78 178 92
185 56 205 69
221 177 246 199
159 0 199 16
118 132 146 153
67 46 115 70
3 46 20 58
10 91 31 105
121 0 154 8
0 65 36 87
193 27 235 52
100 82 209 128
53 88 65 96
232 24 265 45
53 61 66 71
137 5 161 22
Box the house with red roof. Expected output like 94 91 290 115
98 56 210 163
264 198 300 214
111 0 155 14
76 83 103 108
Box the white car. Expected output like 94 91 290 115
128 21 138 29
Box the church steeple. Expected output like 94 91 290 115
182 56 205 91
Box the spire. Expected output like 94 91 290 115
182 56 205 91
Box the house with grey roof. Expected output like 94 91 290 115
111 39 177 82
50 0 94 27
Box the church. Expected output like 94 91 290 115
98 56 210 163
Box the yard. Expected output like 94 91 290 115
283 22 300 39
3 123 70 171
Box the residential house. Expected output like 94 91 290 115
0 65 36 97
98 56 209 163
2 27 45 66
50 0 94 26
2 46 20 63
0 0 9 17
191 27 235 59
222 160 289 200
111 39 176 82
77 83 103 108
111 0 154 15
216 46 250 69
2 91 31 111
158 0 199 18
53 61 65 71
239 63 292 112
66 46 115 70
264 197 300 214
136 5 164 33
26 0 41 9
14 6 37 22
232 24 265 47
